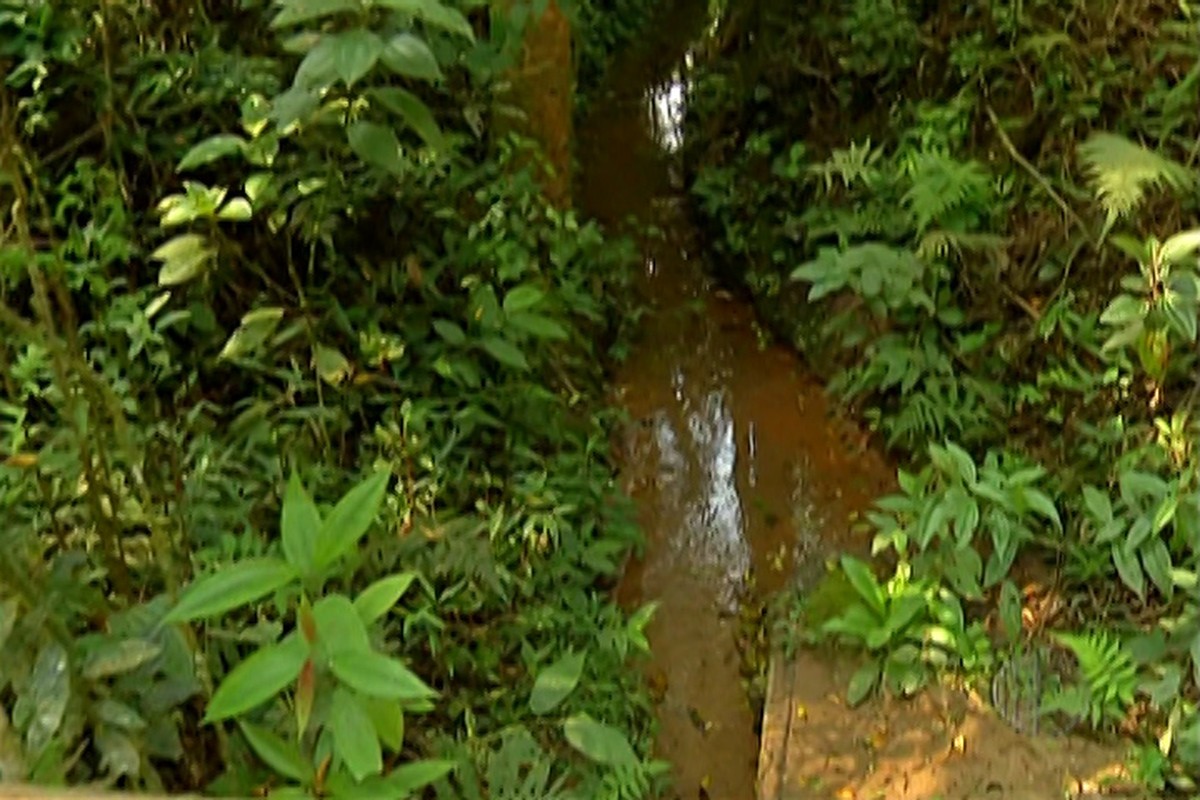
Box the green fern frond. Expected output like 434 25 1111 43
902 151 992 233
916 230 1010 262
1077 133 1193 229
809 139 883 192
1051 629 1138 728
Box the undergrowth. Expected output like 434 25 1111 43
0 0 665 798
687 0 1200 791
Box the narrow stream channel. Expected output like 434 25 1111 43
578 2 894 797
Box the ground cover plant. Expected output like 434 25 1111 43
0 0 666 797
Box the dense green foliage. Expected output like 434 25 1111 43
687 0 1200 791
0 0 665 797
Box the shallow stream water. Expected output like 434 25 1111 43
577 4 894 796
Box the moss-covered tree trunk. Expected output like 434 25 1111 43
493 0 574 208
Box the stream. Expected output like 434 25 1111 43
578 2 894 797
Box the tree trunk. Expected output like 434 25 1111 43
494 0 574 208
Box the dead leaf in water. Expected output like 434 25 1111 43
687 706 713 735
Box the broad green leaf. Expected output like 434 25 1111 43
330 649 436 700
217 198 253 221
282 473 320 576
329 29 382 87
1018 487 1061 528
94 699 147 732
313 470 390 570
839 556 885 618
25 642 69 755
354 573 417 623
943 441 977 485
1081 485 1113 524
178 134 247 172
82 639 162 680
313 595 372 656
1102 320 1144 352
530 649 585 715
364 698 405 751
1112 542 1146 601
370 87 446 152
294 36 338 89
218 307 286 360
1161 229 1200 265
239 721 312 783
846 659 880 706
502 285 545 314
562 714 637 767
1140 538 1174 598
347 121 405 175
95 725 140 777
330 687 382 781
314 344 351 386
373 760 456 795
432 319 466 345
164 558 295 623
380 32 442 81
206 633 308 722
373 0 475 40
1100 293 1146 327
506 312 569 341
481 336 528 370
271 0 360 28
152 233 215 286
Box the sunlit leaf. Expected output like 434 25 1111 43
164 558 295 622
530 649 585 715
25 642 69 755
152 233 215 286
330 649 436 700
562 713 637 767
354 572 417 623
83 639 162 680
312 469 390 570
206 633 309 722
218 307 286 360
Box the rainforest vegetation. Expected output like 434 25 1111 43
0 0 1198 797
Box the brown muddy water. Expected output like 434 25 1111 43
576 4 1135 800
577 3 893 797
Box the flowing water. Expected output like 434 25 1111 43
578 3 894 796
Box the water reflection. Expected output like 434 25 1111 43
647 52 692 153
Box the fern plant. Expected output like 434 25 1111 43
1077 133 1194 236
1043 630 1139 730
